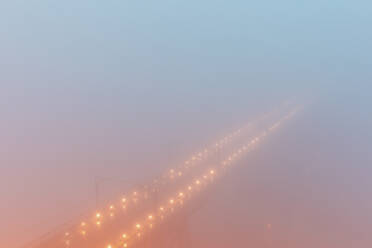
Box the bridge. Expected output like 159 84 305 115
22 104 301 248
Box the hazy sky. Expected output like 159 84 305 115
1 1 371 247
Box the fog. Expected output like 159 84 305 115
0 1 371 247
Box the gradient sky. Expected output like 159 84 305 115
1 1 371 247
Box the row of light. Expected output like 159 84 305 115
102 108 300 248
157 104 292 187
62 113 271 245
63 106 299 247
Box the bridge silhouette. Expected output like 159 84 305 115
22 104 300 248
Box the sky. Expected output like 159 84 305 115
0 1 371 247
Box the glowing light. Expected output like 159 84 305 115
55 111 293 247
65 232 69 236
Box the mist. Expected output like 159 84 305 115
1 1 371 247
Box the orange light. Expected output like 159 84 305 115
122 197 127 203
188 186 192 191
81 222 86 227
107 244 112 248
136 223 141 229
148 215 153 220
195 180 200 185
159 206 164 211
210 170 215 175
169 199 174 204
96 213 101 218
123 243 128 247
122 233 127 239
179 192 184 197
